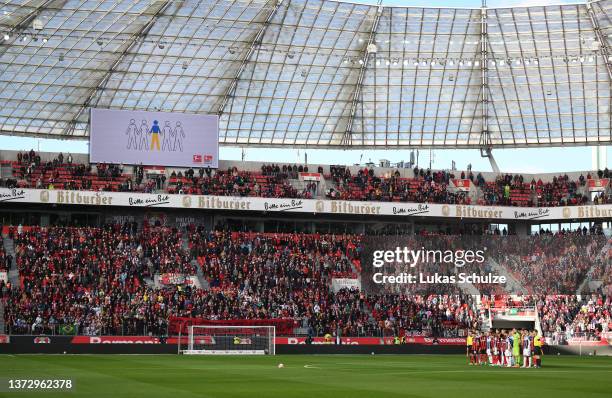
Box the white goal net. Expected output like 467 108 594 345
182 325 276 355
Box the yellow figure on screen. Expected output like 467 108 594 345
150 120 161 150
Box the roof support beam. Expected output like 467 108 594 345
340 1 383 147
478 1 493 157
585 1 612 82
63 0 175 136
217 0 284 116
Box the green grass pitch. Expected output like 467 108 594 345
1 354 611 398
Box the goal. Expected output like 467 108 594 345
182 325 276 355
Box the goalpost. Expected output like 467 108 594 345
181 325 276 355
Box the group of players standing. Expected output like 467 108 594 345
466 329 544 368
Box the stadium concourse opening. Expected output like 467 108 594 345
0 0 611 395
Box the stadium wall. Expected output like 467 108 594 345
1 188 610 222
1 336 610 355
0 336 468 355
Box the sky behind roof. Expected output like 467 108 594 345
1 135 608 174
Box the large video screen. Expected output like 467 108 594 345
90 108 219 168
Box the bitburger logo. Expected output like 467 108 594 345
39 190 49 203
563 207 571 219
442 205 450 217
182 196 192 208
315 200 324 213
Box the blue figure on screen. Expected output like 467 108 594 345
162 121 173 151
150 120 161 151
173 121 185 152
139 120 149 150
125 119 138 150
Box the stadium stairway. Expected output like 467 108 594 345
534 306 543 335
181 235 209 290
467 184 480 204
457 279 480 296
0 161 12 178
341 253 377 325
474 184 485 204
288 178 312 196
472 295 493 332
577 239 611 294
142 258 156 287
0 301 4 334
192 259 209 290
316 177 328 198
2 235 20 286
487 257 529 295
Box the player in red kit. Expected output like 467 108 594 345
479 333 487 365
491 332 499 366
472 334 481 365
495 332 505 366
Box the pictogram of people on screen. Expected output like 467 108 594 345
125 119 185 152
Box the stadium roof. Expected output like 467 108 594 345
0 0 610 148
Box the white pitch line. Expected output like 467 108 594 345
304 364 321 369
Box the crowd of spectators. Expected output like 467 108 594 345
325 166 610 207
489 235 608 294
567 295 611 341
8 150 136 192
479 173 595 207
533 225 605 236
140 226 195 275
260 163 315 179
166 167 315 198
1 225 480 338
538 295 611 344
1 224 610 341
0 239 11 272
2 151 611 207
368 294 479 338
592 191 612 205
2 224 196 335
326 166 470 204
4 224 150 335
537 295 583 344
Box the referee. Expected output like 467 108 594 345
534 332 543 368
466 331 473 365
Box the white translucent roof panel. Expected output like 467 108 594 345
487 2 611 146
222 0 373 146
350 7 484 147
0 0 610 148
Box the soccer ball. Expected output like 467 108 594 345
278 363 284 368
